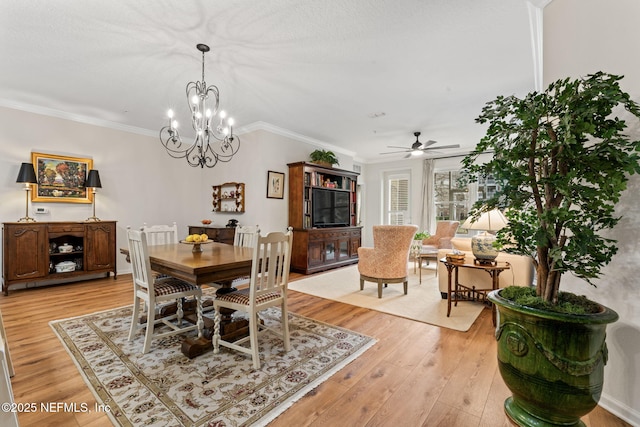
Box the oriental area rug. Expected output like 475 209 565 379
50 291 375 427
288 264 484 332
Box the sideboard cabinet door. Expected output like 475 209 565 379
3 224 48 282
85 222 116 271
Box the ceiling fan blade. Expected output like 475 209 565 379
422 144 460 150
423 139 438 148
403 153 412 159
386 145 410 150
380 150 410 155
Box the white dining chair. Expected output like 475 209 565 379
126 228 204 354
233 225 260 248
141 222 179 245
213 227 293 369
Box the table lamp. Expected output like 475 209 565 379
463 209 508 264
16 162 38 222
85 169 102 222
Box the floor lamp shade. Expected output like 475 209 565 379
16 163 38 222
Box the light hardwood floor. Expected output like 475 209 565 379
0 272 630 427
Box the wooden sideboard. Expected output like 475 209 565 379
2 221 117 295
290 227 361 274
187 225 235 245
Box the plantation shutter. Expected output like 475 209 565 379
388 175 409 225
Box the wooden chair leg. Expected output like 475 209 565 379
212 307 221 354
281 301 290 351
128 297 140 341
360 277 365 290
249 312 260 370
377 279 383 298
403 280 408 295
142 305 154 354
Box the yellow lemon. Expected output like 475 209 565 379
200 234 209 241
185 234 194 242
193 234 202 242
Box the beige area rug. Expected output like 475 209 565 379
288 264 484 332
50 287 375 427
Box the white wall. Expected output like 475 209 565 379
543 1 640 423
0 107 353 279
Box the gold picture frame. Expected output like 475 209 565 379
31 152 94 203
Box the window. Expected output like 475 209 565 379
385 172 410 225
434 170 498 226
434 171 468 222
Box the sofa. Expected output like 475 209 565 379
436 237 534 299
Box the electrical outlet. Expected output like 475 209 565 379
35 207 49 214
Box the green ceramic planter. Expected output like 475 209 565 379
488 289 619 427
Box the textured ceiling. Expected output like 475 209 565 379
0 0 536 162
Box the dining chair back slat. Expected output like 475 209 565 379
142 222 179 246
233 225 260 248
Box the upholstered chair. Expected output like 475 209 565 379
422 220 460 251
357 225 418 298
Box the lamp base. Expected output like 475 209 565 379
17 216 36 223
471 231 499 263
86 216 101 222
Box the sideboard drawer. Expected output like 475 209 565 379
48 224 85 233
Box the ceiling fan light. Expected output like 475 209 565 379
411 150 423 157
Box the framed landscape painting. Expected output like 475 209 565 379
31 152 94 203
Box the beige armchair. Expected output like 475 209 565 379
422 220 460 251
357 225 418 298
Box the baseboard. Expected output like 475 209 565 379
599 393 640 426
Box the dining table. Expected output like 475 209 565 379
120 241 254 358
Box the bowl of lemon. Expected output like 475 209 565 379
180 233 212 252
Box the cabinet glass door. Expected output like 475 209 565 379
339 240 349 259
325 242 336 261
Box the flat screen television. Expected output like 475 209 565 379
312 188 350 228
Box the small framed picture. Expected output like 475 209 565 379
266 171 285 199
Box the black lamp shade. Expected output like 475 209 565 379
86 170 102 188
16 163 38 184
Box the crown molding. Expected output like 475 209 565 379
238 121 357 157
0 98 158 138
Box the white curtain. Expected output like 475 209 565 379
420 159 435 234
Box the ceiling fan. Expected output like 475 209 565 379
381 132 460 158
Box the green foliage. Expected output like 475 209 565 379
462 72 640 305
414 231 430 240
309 149 340 166
500 286 601 314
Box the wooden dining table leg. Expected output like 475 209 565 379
181 279 252 359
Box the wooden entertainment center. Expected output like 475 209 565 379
287 162 361 274
2 221 117 295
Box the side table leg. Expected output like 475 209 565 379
446 265 454 317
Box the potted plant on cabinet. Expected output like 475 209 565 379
309 149 340 167
462 72 640 427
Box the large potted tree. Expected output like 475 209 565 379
462 72 640 427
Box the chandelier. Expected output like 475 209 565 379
159 44 240 168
